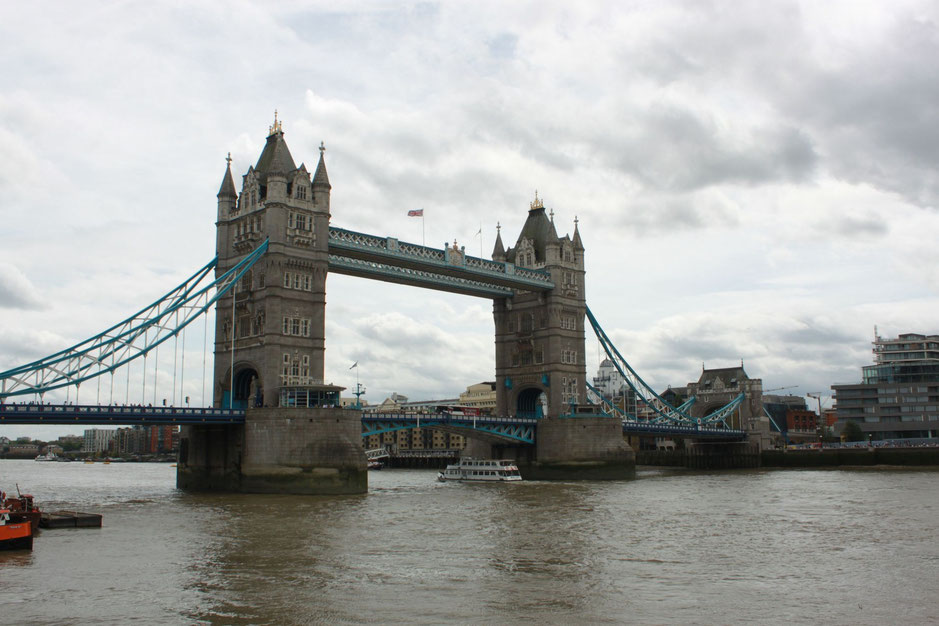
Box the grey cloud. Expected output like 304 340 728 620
0 264 45 310
601 106 818 192
770 15 939 207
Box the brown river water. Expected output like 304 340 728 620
0 460 937 625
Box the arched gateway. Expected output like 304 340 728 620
178 117 633 494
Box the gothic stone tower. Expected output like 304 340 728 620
177 116 365 494
492 193 587 419
487 193 634 479
213 114 336 409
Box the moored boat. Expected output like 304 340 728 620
437 458 522 482
2 490 41 536
0 509 33 550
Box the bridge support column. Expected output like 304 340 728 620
177 407 367 494
525 416 635 480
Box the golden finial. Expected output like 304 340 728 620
530 190 543 210
269 110 283 136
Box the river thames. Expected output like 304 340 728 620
0 460 937 624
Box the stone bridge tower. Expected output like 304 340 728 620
492 193 587 418
178 116 365 495
213 114 337 409
487 193 633 479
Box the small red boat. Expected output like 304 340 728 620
2 490 41 537
0 508 32 550
0 485 42 536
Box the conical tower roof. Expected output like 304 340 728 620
572 216 584 251
217 153 237 198
492 223 505 259
507 191 555 264
254 113 296 179
312 142 331 189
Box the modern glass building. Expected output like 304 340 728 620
832 333 939 440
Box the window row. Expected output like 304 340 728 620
234 215 263 237
561 377 579 405
511 350 544 367
282 353 310 378
561 349 578 364
283 271 314 291
282 317 311 337
288 211 313 231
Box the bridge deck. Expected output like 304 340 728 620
2 403 747 442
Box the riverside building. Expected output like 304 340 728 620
832 332 939 441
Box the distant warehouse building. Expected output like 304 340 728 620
832 332 939 441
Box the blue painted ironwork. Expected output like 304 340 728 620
327 226 554 296
585 306 744 428
622 420 746 439
327 255 515 298
361 412 537 444
0 402 244 426
0 240 269 400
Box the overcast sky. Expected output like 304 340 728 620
2 1 938 440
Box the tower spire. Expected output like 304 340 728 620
217 152 237 198
269 109 283 136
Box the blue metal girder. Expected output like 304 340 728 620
0 403 245 426
360 413 537 444
328 227 554 295
327 255 515 298
621 421 747 440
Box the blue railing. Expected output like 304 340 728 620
0 403 244 425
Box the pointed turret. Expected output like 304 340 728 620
312 141 331 212
218 153 237 199
312 142 331 189
492 222 506 261
572 215 584 251
217 153 237 219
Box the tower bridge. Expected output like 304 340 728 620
0 116 754 493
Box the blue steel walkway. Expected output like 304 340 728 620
0 403 244 426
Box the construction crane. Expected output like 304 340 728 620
765 385 798 393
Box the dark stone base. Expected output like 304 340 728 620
762 447 939 468
531 416 635 480
177 407 367 494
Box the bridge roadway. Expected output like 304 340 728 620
1 403 746 442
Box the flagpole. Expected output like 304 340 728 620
422 212 425 246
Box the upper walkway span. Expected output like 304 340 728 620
327 227 554 298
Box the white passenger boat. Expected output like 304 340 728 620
437 458 522 482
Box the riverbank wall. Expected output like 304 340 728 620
761 447 939 468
